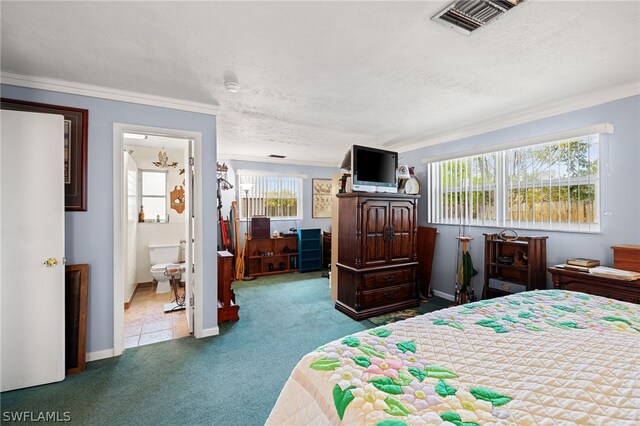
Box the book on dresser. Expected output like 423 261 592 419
566 258 600 267
558 264 591 273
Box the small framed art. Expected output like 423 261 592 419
312 178 333 218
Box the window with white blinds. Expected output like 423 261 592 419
237 172 303 220
427 134 600 232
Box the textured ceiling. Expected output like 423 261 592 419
2 1 639 166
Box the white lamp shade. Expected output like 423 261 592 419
240 183 253 192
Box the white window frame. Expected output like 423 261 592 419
139 169 168 222
236 170 305 221
423 124 614 233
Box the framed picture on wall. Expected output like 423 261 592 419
312 178 333 218
1 98 88 211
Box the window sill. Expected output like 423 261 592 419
428 222 601 235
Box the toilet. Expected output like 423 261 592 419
149 243 180 294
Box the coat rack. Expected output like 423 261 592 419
454 236 477 305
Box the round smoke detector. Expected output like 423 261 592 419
224 81 240 93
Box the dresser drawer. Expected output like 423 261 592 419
361 283 415 309
362 267 413 290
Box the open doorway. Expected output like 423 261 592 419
113 123 204 356
122 134 191 347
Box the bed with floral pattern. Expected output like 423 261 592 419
266 290 640 425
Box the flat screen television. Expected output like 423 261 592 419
350 145 398 193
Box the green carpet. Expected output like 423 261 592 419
1 272 448 425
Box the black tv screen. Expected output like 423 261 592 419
352 145 397 192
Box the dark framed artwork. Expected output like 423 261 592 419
312 178 333 218
1 98 88 211
65 264 89 375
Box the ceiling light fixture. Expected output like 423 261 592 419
152 147 178 168
224 81 241 93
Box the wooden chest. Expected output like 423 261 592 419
251 216 271 239
612 245 640 273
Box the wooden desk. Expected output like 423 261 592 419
548 267 640 304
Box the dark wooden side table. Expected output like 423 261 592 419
548 266 640 304
218 250 240 323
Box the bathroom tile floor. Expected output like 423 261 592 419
124 283 191 348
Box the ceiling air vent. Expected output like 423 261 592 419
431 0 525 36
269 154 286 159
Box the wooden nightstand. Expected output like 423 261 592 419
548 266 640 304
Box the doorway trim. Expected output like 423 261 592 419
112 123 204 356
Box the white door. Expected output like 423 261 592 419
124 152 138 303
184 140 194 333
1 109 65 391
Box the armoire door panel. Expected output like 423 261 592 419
361 201 388 267
389 202 414 262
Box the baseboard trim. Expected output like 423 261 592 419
86 349 115 362
124 282 152 309
200 326 220 338
432 290 455 301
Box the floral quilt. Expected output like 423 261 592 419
266 290 640 425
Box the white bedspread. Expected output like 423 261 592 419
267 290 640 425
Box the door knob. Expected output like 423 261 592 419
44 257 58 267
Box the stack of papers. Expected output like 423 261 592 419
589 266 640 281
555 264 640 281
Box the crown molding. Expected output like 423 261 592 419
392 81 640 153
219 152 339 169
1 72 219 116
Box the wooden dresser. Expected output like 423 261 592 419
548 266 640 304
335 193 419 320
611 245 640 272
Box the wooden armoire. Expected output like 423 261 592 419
335 193 420 320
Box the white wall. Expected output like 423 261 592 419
400 95 640 299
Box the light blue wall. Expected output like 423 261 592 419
217 159 339 243
1 84 218 353
399 95 640 298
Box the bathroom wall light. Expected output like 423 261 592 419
123 133 147 140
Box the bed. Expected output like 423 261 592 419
267 290 640 425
